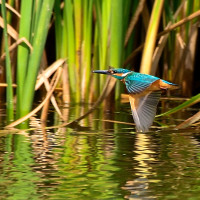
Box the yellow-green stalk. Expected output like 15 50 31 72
1 0 14 121
140 0 164 74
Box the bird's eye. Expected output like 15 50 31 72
108 69 115 74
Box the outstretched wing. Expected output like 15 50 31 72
129 91 161 132
125 79 151 94
125 73 159 94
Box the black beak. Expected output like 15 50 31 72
92 70 110 75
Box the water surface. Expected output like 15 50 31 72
0 101 200 199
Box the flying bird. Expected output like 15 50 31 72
93 68 178 132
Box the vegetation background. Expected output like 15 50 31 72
0 0 200 128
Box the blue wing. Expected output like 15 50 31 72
129 91 161 132
125 73 159 94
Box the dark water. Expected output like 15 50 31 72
0 101 200 200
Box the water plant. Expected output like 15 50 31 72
0 0 199 129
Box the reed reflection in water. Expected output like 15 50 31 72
0 102 200 199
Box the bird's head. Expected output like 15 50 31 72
93 68 131 80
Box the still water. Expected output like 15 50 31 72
0 100 200 200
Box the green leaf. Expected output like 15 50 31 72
156 93 200 117
140 0 164 74
21 0 55 116
1 0 14 121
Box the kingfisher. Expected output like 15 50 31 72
93 68 178 132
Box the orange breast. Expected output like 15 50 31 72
116 73 124 77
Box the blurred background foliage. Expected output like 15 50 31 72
0 0 200 124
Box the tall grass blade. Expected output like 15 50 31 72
99 0 111 90
185 0 193 41
81 0 93 101
73 0 82 101
1 0 14 120
109 0 123 67
16 0 33 116
20 0 55 116
54 0 62 59
140 0 164 74
74 0 82 71
156 93 200 117
63 0 76 101
109 0 123 100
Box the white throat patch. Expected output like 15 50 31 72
121 71 131 77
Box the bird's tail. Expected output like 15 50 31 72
160 80 179 90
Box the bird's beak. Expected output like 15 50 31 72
92 70 111 75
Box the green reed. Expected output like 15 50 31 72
140 0 164 74
16 0 33 118
53 0 138 102
0 0 200 127
1 0 14 121
16 0 55 118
